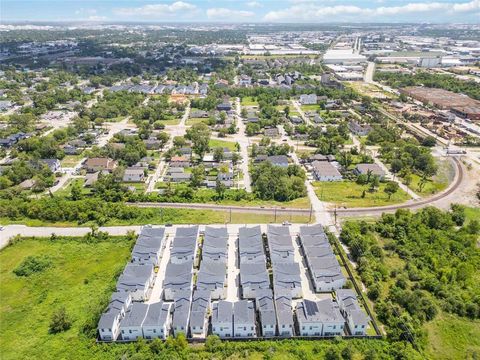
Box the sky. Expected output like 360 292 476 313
1 0 480 23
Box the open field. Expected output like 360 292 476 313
185 118 208 126
61 154 84 167
465 206 480 224
424 313 480 360
0 207 310 227
313 181 411 208
0 236 133 360
240 96 259 106
208 138 237 150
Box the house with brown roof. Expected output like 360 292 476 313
85 157 118 173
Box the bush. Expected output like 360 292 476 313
13 255 52 277
49 307 72 334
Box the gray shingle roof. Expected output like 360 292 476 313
143 302 171 327
173 298 191 331
121 303 149 327
117 264 153 291
98 311 120 329
296 299 342 324
212 300 233 324
234 300 255 325
197 262 226 291
240 263 270 289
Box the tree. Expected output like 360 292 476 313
185 123 211 159
339 151 353 169
231 152 241 167
215 178 227 200
384 181 399 199
422 135 436 147
391 159 403 174
246 122 260 136
190 165 205 188
213 147 224 162
70 181 83 200
49 307 72 334
156 132 170 149
283 105 290 117
369 175 380 192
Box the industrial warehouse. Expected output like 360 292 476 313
97 224 374 342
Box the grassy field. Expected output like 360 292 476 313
209 138 237 151
0 236 133 360
403 158 453 196
465 206 480 224
185 118 208 126
0 206 310 227
212 196 311 209
54 178 91 197
313 181 411 208
424 313 480 360
300 104 321 112
61 154 84 167
241 96 258 106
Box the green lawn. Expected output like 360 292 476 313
186 118 208 126
61 154 84 167
241 96 258 106
0 236 133 360
158 118 181 125
54 178 91 197
402 158 452 196
209 138 237 151
424 313 480 360
301 104 321 112
406 173 448 196
313 180 411 208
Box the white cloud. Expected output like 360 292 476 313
264 1 480 21
246 1 263 8
87 15 107 21
114 1 197 17
206 8 255 19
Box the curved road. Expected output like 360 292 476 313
132 156 464 218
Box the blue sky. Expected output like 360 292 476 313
2 0 480 23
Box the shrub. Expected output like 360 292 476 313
49 307 72 334
13 255 52 277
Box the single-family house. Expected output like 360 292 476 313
348 121 372 136
267 155 289 168
119 303 149 341
335 289 369 336
116 264 155 301
85 157 118 173
354 163 386 180
172 293 192 336
123 167 145 182
256 290 276 337
163 261 194 301
189 290 211 338
272 262 303 299
196 261 227 300
142 302 173 340
312 161 342 181
240 263 271 299
275 293 295 337
234 300 257 338
300 94 318 105
212 300 234 338
296 299 344 337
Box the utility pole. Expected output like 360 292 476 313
229 207 232 223
309 205 313 223
274 207 277 223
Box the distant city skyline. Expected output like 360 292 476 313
2 0 480 24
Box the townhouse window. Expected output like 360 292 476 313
122 330 125 334
101 329 104 332
108 328 111 332
309 326 312 330
244 327 246 331
251 326 253 330
153 329 156 333
302 326 305 330
129 330 132 334
282 325 285 328
362 325 365 328
333 325 336 329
